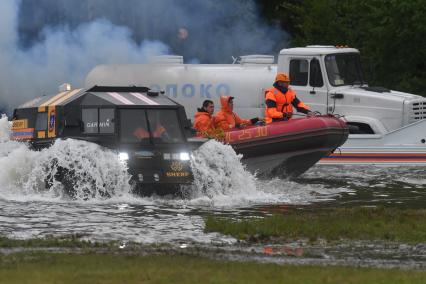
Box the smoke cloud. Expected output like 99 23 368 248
0 0 285 113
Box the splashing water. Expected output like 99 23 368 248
25 139 133 200
183 139 348 207
0 115 348 207
190 140 257 198
0 114 11 143
0 116 132 201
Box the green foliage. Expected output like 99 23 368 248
200 127 225 141
205 207 426 243
257 0 426 96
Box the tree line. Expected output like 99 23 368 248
258 0 426 96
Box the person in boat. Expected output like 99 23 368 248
214 96 259 130
193 99 215 134
264 72 312 124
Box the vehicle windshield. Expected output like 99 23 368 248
325 53 366 86
120 109 184 144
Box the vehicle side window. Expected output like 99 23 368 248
35 112 48 131
82 108 98 134
289 59 309 86
99 108 115 134
310 58 324 87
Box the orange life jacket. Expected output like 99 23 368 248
264 87 309 124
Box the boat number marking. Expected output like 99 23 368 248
226 126 268 142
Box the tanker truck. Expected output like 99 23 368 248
86 45 426 165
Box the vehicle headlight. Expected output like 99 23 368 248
119 152 129 161
179 152 190 161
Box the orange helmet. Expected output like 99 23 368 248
275 72 290 83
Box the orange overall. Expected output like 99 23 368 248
214 96 250 130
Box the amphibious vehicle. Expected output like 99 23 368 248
11 85 200 195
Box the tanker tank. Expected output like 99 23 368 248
85 55 277 119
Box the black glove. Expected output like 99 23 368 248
250 117 259 124
283 112 292 119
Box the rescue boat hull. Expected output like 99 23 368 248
225 115 349 177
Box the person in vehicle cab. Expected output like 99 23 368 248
133 114 167 141
133 124 166 140
264 72 312 124
214 96 259 130
193 99 215 134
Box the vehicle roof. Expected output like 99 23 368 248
17 86 179 109
280 46 360 56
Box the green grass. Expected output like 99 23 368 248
0 234 109 248
204 207 426 243
0 252 425 284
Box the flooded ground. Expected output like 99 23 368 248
1 164 425 269
1 116 426 268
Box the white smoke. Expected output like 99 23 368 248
0 0 285 113
0 0 170 113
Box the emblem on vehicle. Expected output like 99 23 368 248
170 161 184 172
49 110 56 131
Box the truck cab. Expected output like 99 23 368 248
278 46 426 135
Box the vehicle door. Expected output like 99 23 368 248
289 57 328 114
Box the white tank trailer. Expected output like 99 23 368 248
86 46 426 165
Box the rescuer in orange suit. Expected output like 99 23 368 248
214 96 259 130
264 72 312 124
193 99 215 133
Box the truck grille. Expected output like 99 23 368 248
410 101 426 122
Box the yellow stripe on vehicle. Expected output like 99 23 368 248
51 89 82 106
39 91 69 107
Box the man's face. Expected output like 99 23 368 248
277 81 289 88
228 100 234 111
206 103 214 115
